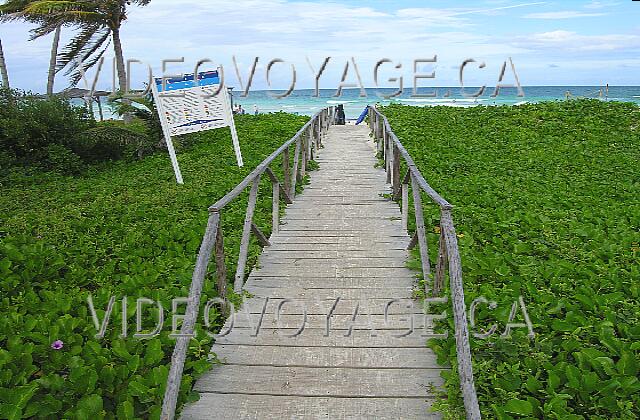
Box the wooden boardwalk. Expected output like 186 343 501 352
181 124 443 419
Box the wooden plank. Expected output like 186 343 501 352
225 313 431 330
254 257 409 269
181 394 441 420
238 297 427 315
213 327 431 348
245 277 415 289
257 249 408 259
267 236 410 246
250 267 416 277
193 365 444 396
244 286 415 300
212 345 441 368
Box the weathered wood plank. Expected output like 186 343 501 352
238 297 427 315
249 267 417 278
255 257 409 269
248 273 415 285
213 327 432 347
212 345 441 368
181 394 441 420
257 249 409 259
224 313 431 330
193 365 444 396
244 286 415 300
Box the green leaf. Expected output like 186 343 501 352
565 365 581 389
128 380 148 397
116 401 135 420
503 398 533 416
76 394 103 415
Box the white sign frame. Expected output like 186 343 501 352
151 71 243 184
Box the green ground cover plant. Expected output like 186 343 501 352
383 100 640 419
0 111 309 419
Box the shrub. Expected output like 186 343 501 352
0 89 95 168
42 144 86 174
73 126 145 162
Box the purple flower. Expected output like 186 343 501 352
51 340 64 350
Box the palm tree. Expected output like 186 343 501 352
0 0 67 96
0 37 9 88
25 0 151 92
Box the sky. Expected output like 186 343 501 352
1 0 639 93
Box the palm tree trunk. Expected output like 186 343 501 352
47 25 62 97
111 26 127 92
111 25 132 122
0 38 10 89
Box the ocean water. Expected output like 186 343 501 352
233 86 640 119
82 86 640 120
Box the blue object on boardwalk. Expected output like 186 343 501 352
355 107 368 125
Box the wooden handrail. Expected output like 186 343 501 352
367 106 481 420
160 107 333 420
208 109 329 212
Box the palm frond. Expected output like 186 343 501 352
57 24 109 72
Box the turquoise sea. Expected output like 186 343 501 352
86 86 640 120
233 86 640 119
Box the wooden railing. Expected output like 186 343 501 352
160 107 334 420
367 106 482 420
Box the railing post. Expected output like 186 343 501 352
385 128 392 184
300 129 307 179
234 175 261 292
401 172 409 232
215 224 227 302
441 208 481 420
161 212 220 420
433 222 448 296
290 137 301 196
377 116 383 153
272 173 280 235
283 147 291 197
410 173 431 290
308 123 314 162
392 144 401 199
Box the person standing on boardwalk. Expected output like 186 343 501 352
253 104 258 115
335 104 345 125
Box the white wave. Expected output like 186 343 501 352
398 98 485 103
326 99 360 104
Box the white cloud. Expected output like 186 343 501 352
584 1 620 9
524 11 606 19
514 30 640 52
